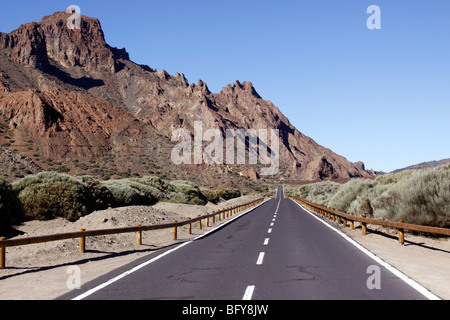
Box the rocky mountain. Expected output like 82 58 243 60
0 11 372 188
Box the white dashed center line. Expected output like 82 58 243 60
243 285 255 300
256 252 265 265
243 192 282 301
244 188 284 301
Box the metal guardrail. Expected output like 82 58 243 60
0 198 264 268
289 196 450 244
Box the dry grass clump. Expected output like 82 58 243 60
298 181 341 206
293 164 450 228
371 165 450 227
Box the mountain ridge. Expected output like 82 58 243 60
391 158 450 174
0 10 373 187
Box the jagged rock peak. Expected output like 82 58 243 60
159 70 171 80
196 79 211 95
353 161 366 171
2 10 130 74
220 80 262 99
175 72 189 87
242 81 262 98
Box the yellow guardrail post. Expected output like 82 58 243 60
136 224 142 245
197 215 202 230
187 218 192 234
79 229 86 253
0 237 6 269
173 221 178 240
361 221 367 235
398 221 405 245
342 212 347 227
350 213 355 230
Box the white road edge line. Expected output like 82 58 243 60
290 199 441 301
71 199 271 300
256 252 265 265
243 285 255 300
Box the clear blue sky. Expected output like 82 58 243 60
1 1 449 172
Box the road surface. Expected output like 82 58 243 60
59 186 434 300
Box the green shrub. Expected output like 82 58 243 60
129 176 172 201
200 188 220 204
102 180 157 207
213 188 241 201
170 180 208 205
124 176 185 204
0 177 25 232
102 177 211 206
12 172 95 222
118 179 161 203
80 176 117 210
136 176 177 194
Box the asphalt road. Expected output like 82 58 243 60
59 186 432 300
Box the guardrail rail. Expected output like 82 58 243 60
0 198 264 269
289 196 450 244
